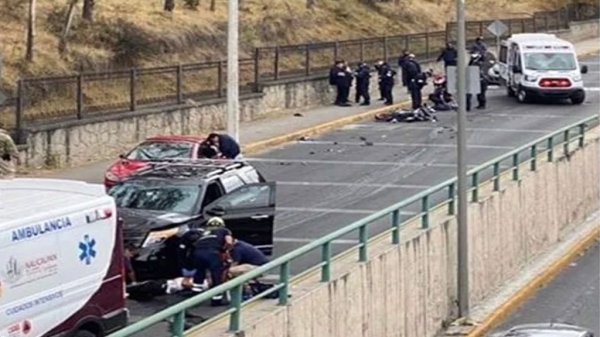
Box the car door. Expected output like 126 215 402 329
203 182 276 255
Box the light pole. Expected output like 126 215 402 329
226 0 240 141
456 0 470 318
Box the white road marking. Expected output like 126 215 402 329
277 181 432 189
297 140 513 150
248 157 458 168
585 87 600 91
274 237 359 244
278 206 417 216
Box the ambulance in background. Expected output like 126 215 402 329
0 179 128 337
495 33 588 104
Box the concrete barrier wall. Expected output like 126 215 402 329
192 129 600 337
18 20 598 168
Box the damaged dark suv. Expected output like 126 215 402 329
107 160 276 281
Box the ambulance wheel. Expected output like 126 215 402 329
507 86 515 97
571 91 585 105
516 88 529 103
73 330 96 337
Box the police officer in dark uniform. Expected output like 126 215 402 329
354 62 371 106
329 59 344 104
398 50 410 92
335 62 353 106
437 43 458 69
466 53 488 111
404 54 424 110
380 62 396 106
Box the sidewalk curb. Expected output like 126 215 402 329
242 100 410 155
464 225 600 337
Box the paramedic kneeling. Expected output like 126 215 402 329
229 240 269 278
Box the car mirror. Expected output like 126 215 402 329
206 206 226 217
581 65 588 74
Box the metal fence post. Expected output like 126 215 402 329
170 311 186 337
274 46 280 80
493 162 500 191
563 129 570 155
229 285 242 331
217 61 224 98
305 44 311 76
521 18 526 33
383 36 388 63
530 145 537 171
129 69 136 111
421 195 429 228
358 225 368 262
425 32 430 60
578 124 585 148
544 13 549 31
547 137 554 162
404 35 409 52
392 209 400 244
334 41 339 61
479 21 484 37
512 153 519 181
176 64 183 104
253 48 260 91
278 262 289 305
359 39 364 62
15 80 24 139
321 242 331 282
76 74 83 119
532 16 537 32
448 183 455 215
471 172 479 202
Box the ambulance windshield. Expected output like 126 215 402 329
523 52 577 71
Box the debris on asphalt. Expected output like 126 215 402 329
364 141 374 146
293 113 304 117
298 136 313 141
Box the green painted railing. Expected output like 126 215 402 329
109 115 598 337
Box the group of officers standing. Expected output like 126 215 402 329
328 36 491 112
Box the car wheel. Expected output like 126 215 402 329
507 85 515 97
73 330 96 337
516 88 528 103
571 91 585 105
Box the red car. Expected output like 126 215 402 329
104 135 206 188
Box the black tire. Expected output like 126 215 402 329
516 88 529 103
571 91 585 105
73 330 96 337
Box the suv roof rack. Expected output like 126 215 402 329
129 159 247 180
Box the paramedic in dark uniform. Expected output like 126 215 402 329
228 239 270 278
380 62 396 105
354 62 371 106
179 217 233 305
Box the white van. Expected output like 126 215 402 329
0 179 127 337
496 33 588 104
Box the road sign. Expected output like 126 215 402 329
487 20 508 37
446 66 481 95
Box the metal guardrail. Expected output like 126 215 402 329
108 114 599 337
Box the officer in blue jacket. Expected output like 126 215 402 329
206 133 241 160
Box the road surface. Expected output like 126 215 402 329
47 53 599 333
492 241 599 335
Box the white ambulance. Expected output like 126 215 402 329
0 179 127 337
496 33 588 104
